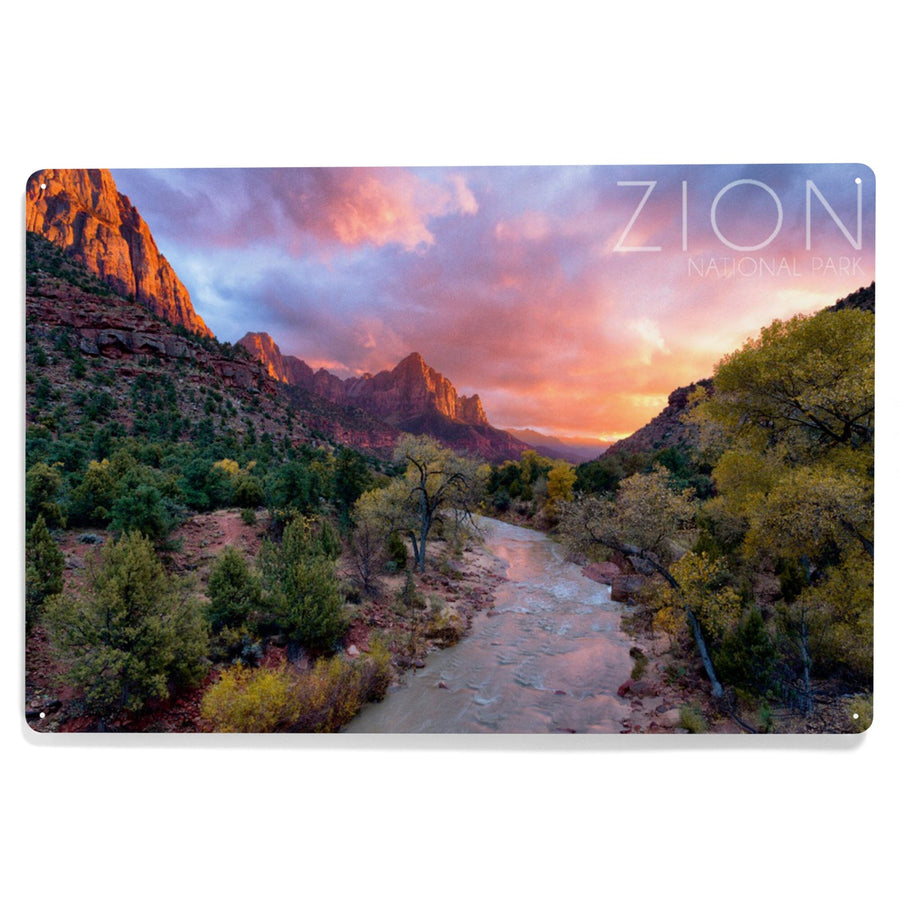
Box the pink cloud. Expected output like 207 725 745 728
271 168 478 252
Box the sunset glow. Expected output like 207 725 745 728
111 165 875 440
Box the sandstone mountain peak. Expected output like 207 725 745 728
236 331 520 460
26 169 213 338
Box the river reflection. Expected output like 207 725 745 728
345 518 632 733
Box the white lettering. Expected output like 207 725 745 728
710 180 784 251
614 181 662 252
806 180 862 250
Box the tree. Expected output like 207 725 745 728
69 458 117 525
25 461 65 528
345 495 389 597
25 515 64 633
333 447 374 524
391 435 483 572
560 467 726 698
109 479 173 542
206 546 263 633
545 460 576 519
45 532 208 721
259 515 346 653
688 306 875 713
696 308 874 458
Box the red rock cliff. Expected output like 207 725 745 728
26 169 213 338
345 352 489 426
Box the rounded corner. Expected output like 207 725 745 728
24 712 50 735
854 163 875 185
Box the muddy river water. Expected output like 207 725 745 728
345 517 633 733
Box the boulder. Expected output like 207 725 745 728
582 561 622 585
611 574 646 601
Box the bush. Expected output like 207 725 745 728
201 644 394 733
109 479 174 541
233 475 265 510
201 664 301 733
26 462 65 529
260 516 348 652
629 646 648 681
386 532 408 570
492 489 511 512
679 704 709 734
714 606 777 695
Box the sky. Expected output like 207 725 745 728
111 164 875 442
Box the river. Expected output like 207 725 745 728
345 517 633 733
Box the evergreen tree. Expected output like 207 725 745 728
25 515 64 633
45 532 208 721
259 515 346 653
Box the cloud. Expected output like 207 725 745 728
626 317 671 365
109 164 875 440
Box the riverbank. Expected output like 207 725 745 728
582 565 865 735
578 564 740 733
339 527 510 670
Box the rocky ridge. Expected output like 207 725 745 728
603 379 712 458
238 332 528 462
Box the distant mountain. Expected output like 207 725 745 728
503 428 612 464
238 333 529 462
26 169 213 338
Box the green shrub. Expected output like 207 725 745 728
386 532 408 570
25 462 65 529
714 606 777 695
206 546 263 634
679 704 709 734
629 646 648 681
233 475 265 510
109 480 173 541
260 516 348 652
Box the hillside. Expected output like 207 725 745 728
25 232 400 460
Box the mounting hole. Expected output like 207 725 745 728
852 713 859 719
39 183 47 190
855 177 862 184
39 712 46 719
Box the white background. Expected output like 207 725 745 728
4 3 896 897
